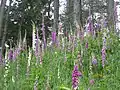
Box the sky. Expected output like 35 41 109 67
59 0 66 14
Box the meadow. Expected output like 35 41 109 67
0 26 120 90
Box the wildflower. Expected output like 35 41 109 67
87 11 93 35
0 53 2 64
102 46 106 68
88 87 90 90
89 79 95 85
52 31 56 44
85 42 88 49
42 23 46 49
72 65 82 90
26 47 32 77
8 49 13 60
34 78 38 90
103 19 107 28
32 21 36 51
13 49 17 60
92 57 97 65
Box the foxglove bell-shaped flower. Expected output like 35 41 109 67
8 49 13 60
102 46 106 68
0 53 2 64
32 21 36 51
89 79 95 85
13 49 17 60
85 42 88 49
72 65 82 90
52 31 56 45
92 56 97 65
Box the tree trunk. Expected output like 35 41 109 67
53 0 59 34
0 0 3 7
0 0 7 50
1 0 12 54
66 0 74 31
73 0 82 30
107 0 114 31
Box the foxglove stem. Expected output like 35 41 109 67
34 78 38 90
35 28 39 57
42 23 46 49
26 48 31 77
32 21 36 51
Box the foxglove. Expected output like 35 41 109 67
102 46 106 68
0 53 2 64
8 49 13 60
42 23 46 49
72 65 82 90
52 31 56 45
89 79 95 85
92 57 97 65
32 21 36 51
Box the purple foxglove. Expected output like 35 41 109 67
52 31 56 45
103 19 107 28
102 46 106 68
85 42 88 49
8 49 13 60
0 53 2 64
13 49 17 60
89 79 95 85
72 65 82 89
87 9 93 35
92 57 97 65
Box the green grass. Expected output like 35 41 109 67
0 32 120 90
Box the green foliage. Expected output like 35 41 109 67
0 32 120 90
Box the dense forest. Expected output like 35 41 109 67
0 0 120 90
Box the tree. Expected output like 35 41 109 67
1 0 12 53
0 0 7 49
3 0 53 48
107 0 114 31
53 0 59 33
73 0 82 29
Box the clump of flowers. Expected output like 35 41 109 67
72 64 82 90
